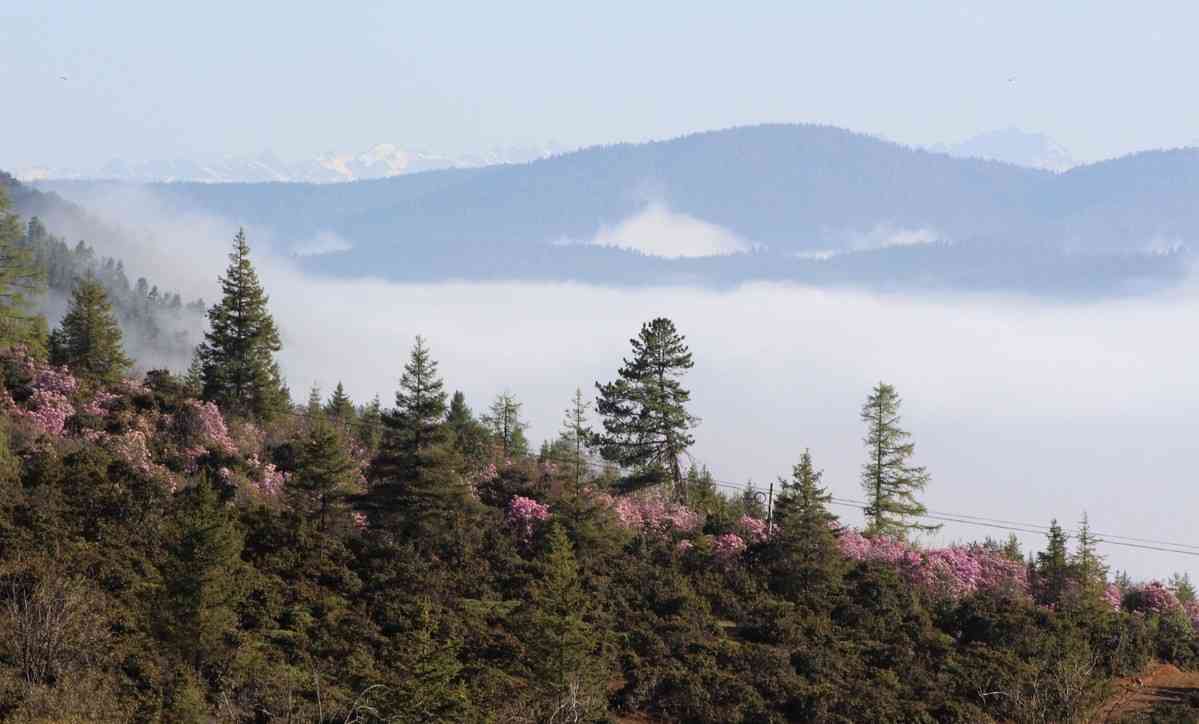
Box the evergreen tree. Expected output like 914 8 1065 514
559 387 594 490
860 382 936 538
357 394 384 454
521 523 606 720
1170 573 1196 605
324 381 356 423
446 390 488 470
49 276 132 384
768 450 845 605
158 475 245 670
482 391 529 458
196 229 289 420
594 317 698 499
381 601 471 722
1070 512 1107 599
305 383 323 416
365 336 469 538
1035 519 1070 607
0 189 47 353
288 415 357 536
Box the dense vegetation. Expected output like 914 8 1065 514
0 186 1197 722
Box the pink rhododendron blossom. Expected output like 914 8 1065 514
712 533 747 559
174 400 237 456
80 391 118 418
34 366 79 395
246 455 286 497
1103 583 1123 612
612 493 702 534
506 495 550 543
352 512 369 530
1125 581 1182 615
478 463 499 484
1184 600 1199 631
837 529 1028 600
675 539 694 554
737 515 769 543
18 390 75 437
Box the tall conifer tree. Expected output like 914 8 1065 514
560 387 594 490
594 317 698 499
482 391 529 458
324 381 356 423
1035 519 1070 606
0 187 47 353
860 382 936 538
50 275 132 384
446 390 488 470
289 415 357 536
365 336 469 538
197 229 288 420
159 475 245 670
768 450 845 605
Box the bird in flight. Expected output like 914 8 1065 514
59 75 68 81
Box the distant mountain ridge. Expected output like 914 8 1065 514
22 124 1199 296
16 142 569 184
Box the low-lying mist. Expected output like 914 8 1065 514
52 185 1199 581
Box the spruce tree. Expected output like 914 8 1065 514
50 275 132 384
446 390 488 470
1035 519 1070 607
288 415 357 536
559 387 594 490
860 382 936 538
358 394 384 454
482 391 529 458
197 229 288 420
768 450 845 605
0 188 47 352
1069 512 1107 600
365 336 469 538
324 381 355 423
381 601 471 722
159 474 245 670
594 317 698 499
521 523 606 720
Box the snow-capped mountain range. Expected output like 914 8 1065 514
16 143 569 184
930 128 1076 172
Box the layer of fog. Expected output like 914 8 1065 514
55 185 1199 581
584 203 750 258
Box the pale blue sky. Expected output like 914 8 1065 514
3 2 1197 168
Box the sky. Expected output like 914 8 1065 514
3 2 1199 170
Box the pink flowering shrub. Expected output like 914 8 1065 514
612 492 702 534
737 515 770 544
712 533 747 559
1103 583 1123 612
16 390 75 437
1124 581 1182 615
838 529 1029 601
675 539 694 554
34 366 79 396
506 495 551 543
352 512 369 530
80 390 119 418
246 455 287 497
1184 600 1199 630
172 400 237 456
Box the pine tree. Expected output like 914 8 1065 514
354 394 383 457
482 391 529 458
768 450 845 605
559 387 594 491
324 381 355 423
1069 512 1107 599
1170 573 1196 605
196 229 289 420
860 382 936 538
446 390 488 470
594 317 698 499
288 415 357 536
381 601 471 722
365 336 469 538
1035 519 1070 606
0 188 47 353
305 383 323 416
158 474 245 670
521 522 606 720
371 336 448 483
49 275 132 384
